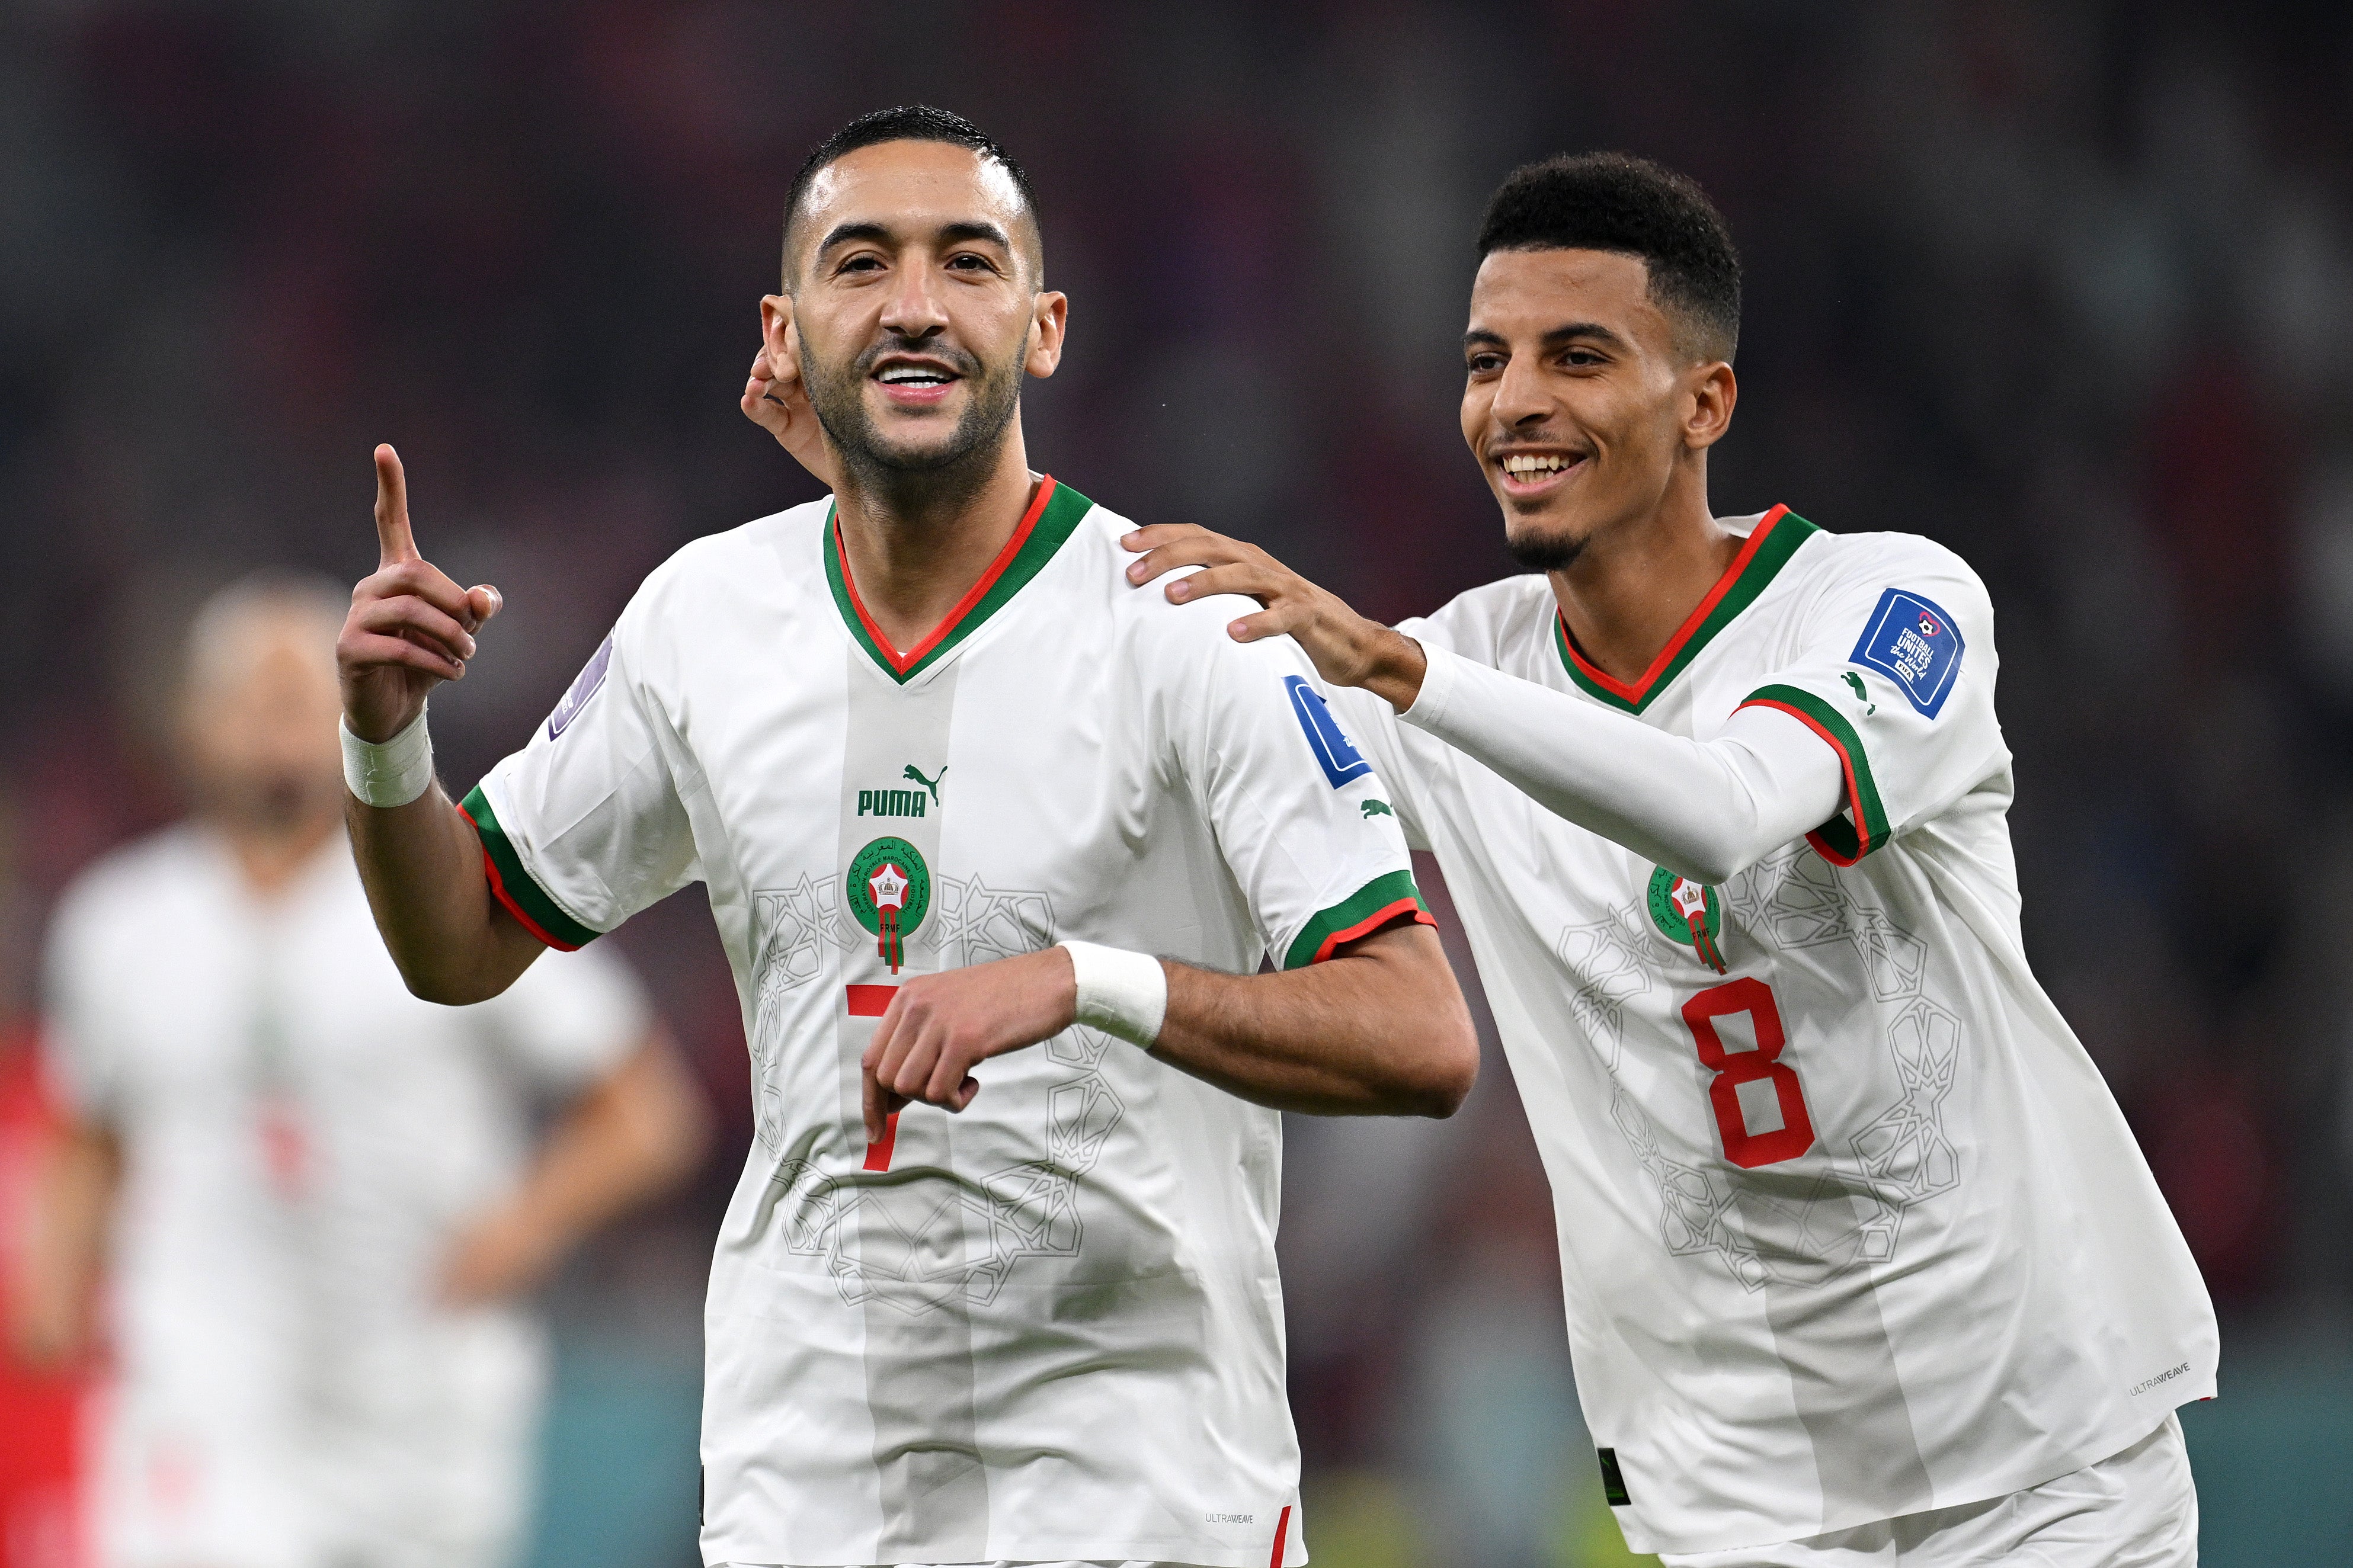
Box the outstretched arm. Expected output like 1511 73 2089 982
1121 525 1842 885
340 445 546 1005
860 922 1477 1139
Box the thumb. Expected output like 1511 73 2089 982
373 444 420 566
466 584 502 627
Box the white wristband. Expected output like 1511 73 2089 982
1061 940 1168 1048
340 708 436 808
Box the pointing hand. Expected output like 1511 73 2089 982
336 445 504 745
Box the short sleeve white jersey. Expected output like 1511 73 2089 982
41 827 648 1563
467 477 1426 1568
1333 506 2216 1556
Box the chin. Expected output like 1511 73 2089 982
1503 515 1590 573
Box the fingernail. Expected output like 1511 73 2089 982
1170 582 1190 599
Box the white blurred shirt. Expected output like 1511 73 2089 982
44 825 649 1568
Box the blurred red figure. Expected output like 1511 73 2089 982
1 1026 88 1568
10 579 709 1568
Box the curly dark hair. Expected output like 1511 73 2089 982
1476 152 1740 362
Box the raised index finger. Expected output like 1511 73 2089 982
373 444 418 566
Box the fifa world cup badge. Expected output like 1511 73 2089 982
849 836 931 973
1647 865 1728 974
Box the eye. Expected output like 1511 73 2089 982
1563 347 1604 367
838 254 883 274
946 252 997 273
1467 352 1504 374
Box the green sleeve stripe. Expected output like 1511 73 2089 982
458 784 601 950
1282 869 1433 970
1738 684 1889 865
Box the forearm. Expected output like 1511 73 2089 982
1149 924 1476 1118
347 784 541 1003
9 1123 119 1368
500 1040 707 1253
1401 645 1844 884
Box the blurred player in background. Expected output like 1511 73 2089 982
1119 155 2217 1567
337 105 1472 1568
9 576 709 1568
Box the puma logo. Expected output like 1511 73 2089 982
1361 799 1394 819
904 764 946 804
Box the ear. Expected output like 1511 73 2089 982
1023 291 1068 380
760 294 797 371
1683 360 1737 451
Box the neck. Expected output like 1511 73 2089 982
215 807 341 897
830 425 1041 656
1548 465 1739 684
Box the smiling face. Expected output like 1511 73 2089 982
784 140 1064 487
1460 247 1733 570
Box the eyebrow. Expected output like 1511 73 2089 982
1461 321 1632 352
817 219 1014 255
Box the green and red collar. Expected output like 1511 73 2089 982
1552 505 1816 714
825 475 1096 684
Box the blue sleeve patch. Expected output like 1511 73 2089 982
546 633 613 740
1284 675 1373 788
1849 589 1963 718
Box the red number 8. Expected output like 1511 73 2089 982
1680 977 1816 1169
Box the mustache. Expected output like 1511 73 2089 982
851 335 984 379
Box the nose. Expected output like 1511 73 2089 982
878 258 950 341
1492 352 1554 430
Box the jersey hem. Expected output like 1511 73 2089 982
1612 1387 2212 1556
1737 684 1887 864
458 784 601 950
1281 869 1433 969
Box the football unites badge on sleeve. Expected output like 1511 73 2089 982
1283 675 1373 788
1850 589 1964 718
546 633 614 740
848 836 930 974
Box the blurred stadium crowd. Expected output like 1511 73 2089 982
2 3 2350 1566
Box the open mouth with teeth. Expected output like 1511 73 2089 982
1494 450 1587 493
872 359 962 406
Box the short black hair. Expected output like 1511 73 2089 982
782 104 1042 283
1475 152 1740 362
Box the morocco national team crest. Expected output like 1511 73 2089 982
1647 865 1728 974
848 836 931 973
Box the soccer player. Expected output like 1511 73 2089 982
335 105 1475 1568
1120 155 2216 1566
17 576 707 1568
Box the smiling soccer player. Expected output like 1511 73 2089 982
336 105 1475 1568
1124 153 2216 1567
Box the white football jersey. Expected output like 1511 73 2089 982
43 827 647 1568
1331 506 2217 1556
468 477 1426 1568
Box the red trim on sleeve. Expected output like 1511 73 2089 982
456 802 582 951
1736 696 1869 868
1310 898 1436 966
1269 1504 1293 1566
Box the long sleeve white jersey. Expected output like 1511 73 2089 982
467 478 1429 1567
1328 505 2216 1556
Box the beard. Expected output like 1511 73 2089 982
1504 520 1588 573
802 331 1026 508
